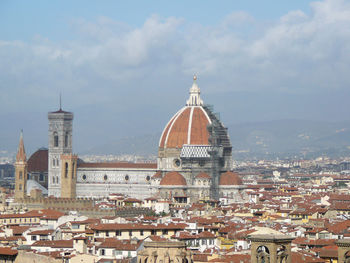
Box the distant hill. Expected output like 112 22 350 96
228 120 350 159
79 120 350 160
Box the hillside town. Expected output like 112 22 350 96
2 1 350 261
2 76 350 262
1 156 350 262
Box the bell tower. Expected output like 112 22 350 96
248 234 294 263
60 154 78 198
14 131 27 201
48 104 73 197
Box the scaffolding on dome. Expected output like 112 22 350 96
202 105 232 201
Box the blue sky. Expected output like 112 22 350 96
1 0 350 154
1 1 312 41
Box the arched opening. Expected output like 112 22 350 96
256 246 270 263
72 162 75 178
54 132 59 147
19 171 22 180
345 250 350 263
65 162 68 178
276 245 288 263
65 132 69 147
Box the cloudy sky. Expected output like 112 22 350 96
1 0 350 154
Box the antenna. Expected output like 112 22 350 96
59 93 62 110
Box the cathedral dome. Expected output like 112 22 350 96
219 171 242 186
28 148 48 173
157 76 233 172
160 172 187 186
159 76 212 149
159 106 211 149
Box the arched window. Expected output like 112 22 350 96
19 184 22 190
65 132 69 147
53 176 55 184
19 171 22 179
54 132 59 147
65 162 68 178
72 162 75 178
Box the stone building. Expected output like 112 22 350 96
14 132 27 201
137 241 192 263
47 108 73 197
15 76 246 202
248 234 294 263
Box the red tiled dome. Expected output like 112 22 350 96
159 106 211 149
152 171 162 179
219 171 242 186
196 172 211 179
160 172 187 186
28 148 48 173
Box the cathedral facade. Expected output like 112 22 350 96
15 76 245 202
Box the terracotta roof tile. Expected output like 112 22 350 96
160 106 211 148
196 172 211 179
190 107 210 145
32 240 73 248
28 148 48 173
0 247 17 256
91 223 188 231
219 171 242 186
160 172 187 186
166 107 191 148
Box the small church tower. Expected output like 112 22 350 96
15 131 27 200
48 103 73 197
60 154 78 198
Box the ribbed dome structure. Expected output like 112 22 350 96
159 106 211 148
157 76 233 173
219 171 242 186
160 172 187 186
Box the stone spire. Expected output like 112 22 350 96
186 75 203 106
15 130 27 200
16 130 26 163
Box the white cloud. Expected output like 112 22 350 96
1 0 350 112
